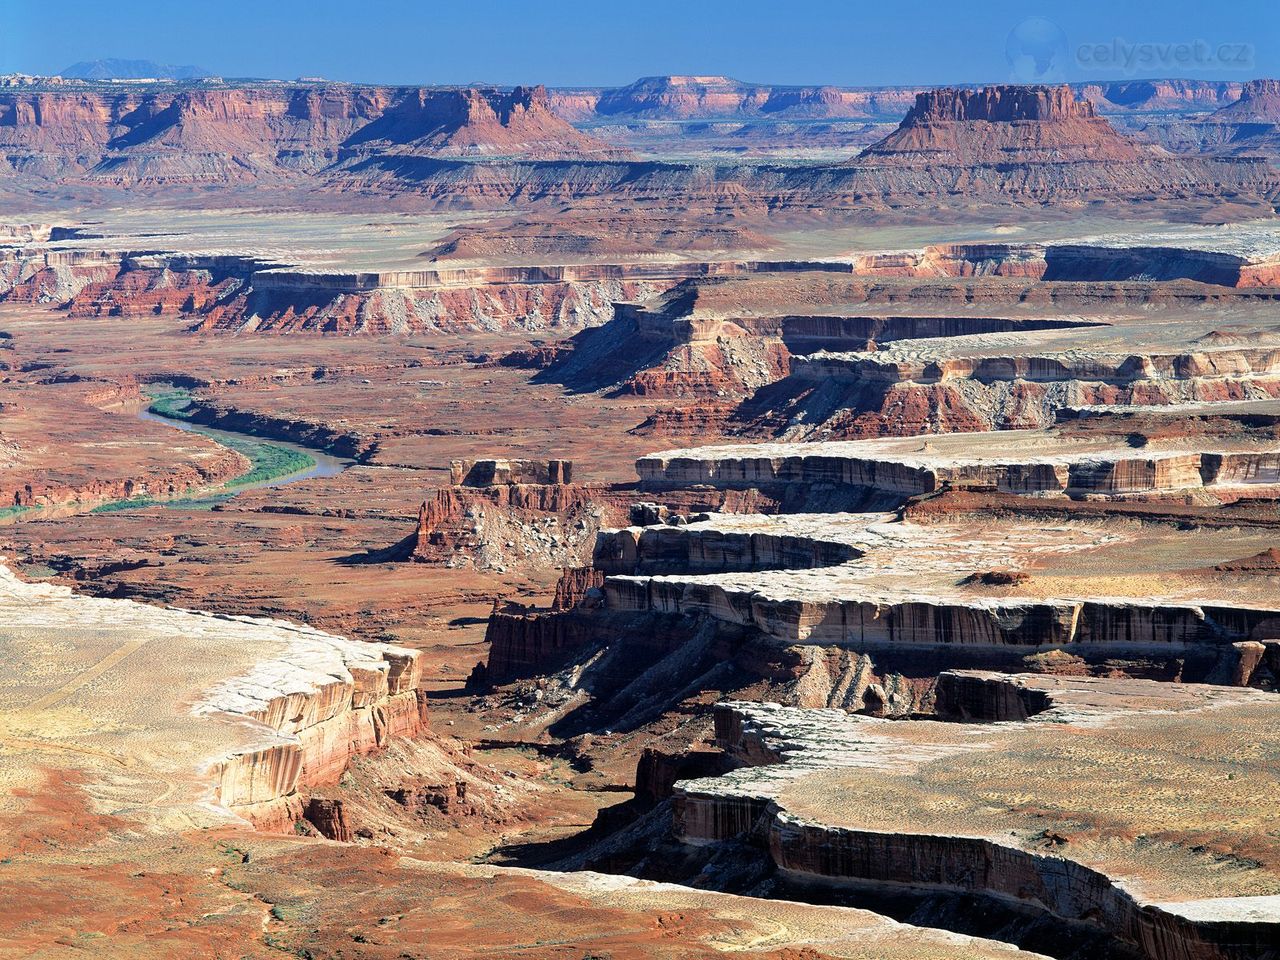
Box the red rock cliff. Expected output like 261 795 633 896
861 84 1144 164
904 84 1097 122
1211 78 1280 122
341 85 630 160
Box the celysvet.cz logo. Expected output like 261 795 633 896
1005 18 1256 81
1077 38 1255 74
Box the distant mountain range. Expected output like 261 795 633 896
0 75 1275 216
58 58 213 80
546 75 1251 121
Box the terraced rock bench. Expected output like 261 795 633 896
671 687 1280 960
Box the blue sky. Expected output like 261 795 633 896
1 0 1276 86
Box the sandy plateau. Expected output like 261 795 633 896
2 72 1280 959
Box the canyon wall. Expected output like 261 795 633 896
482 605 599 683
2 245 872 334
792 348 1280 389
853 242 1280 288
743 340 1280 438
158 397 375 461
1043 245 1280 287
13 240 1270 340
594 523 860 575
4 442 247 512
0 82 618 184
205 640 428 830
634 441 1265 498
605 574 1280 652
668 702 1279 960
337 84 629 161
2 74 1276 214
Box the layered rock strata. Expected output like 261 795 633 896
387 458 620 570
1143 79 1280 161
793 346 1280 392
5 230 1278 343
328 150 1278 215
3 78 1276 212
0 242 875 334
451 458 574 486
553 75 921 121
0 564 425 834
759 344 1280 437
1043 244 1280 288
547 275 1104 400
201 636 426 830
1212 79 1280 123
862 85 1140 164
336 85 629 161
0 82 621 184
594 510 1280 670
635 432 1280 499
669 694 1280 960
482 602 602 683
837 84 1278 211
548 76 1245 123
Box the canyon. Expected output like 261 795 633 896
3 60 1280 960
669 688 1280 960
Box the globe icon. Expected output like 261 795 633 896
1005 18 1069 83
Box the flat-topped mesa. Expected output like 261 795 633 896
594 510 1280 671
792 344 1280 389
366 86 550 133
906 84 1097 122
1079 78 1244 112
444 85 549 126
592 75 764 118
475 504 1280 709
860 83 1144 164
378 457 618 569
584 75 920 121
594 520 861 576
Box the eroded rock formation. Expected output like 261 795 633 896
338 85 630 161
201 631 427 830
663 695 1280 960
0 565 429 835
862 84 1143 164
3 79 1275 212
0 82 622 185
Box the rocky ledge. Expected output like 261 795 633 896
635 431 1280 499
590 509 1280 689
0 562 425 833
671 688 1280 960
199 628 426 830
